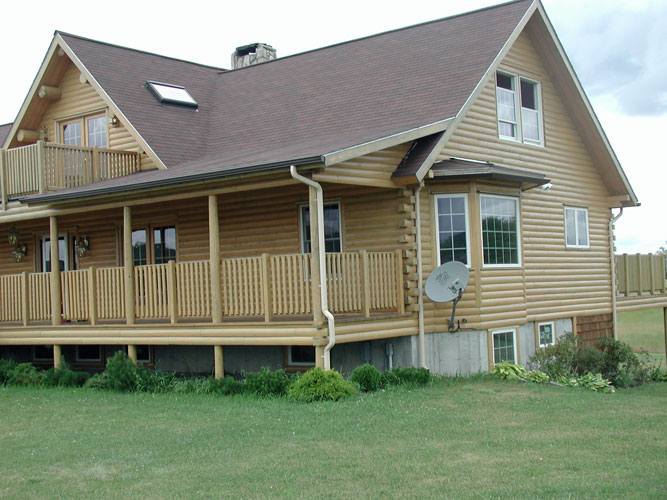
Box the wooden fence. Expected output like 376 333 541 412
616 253 666 296
0 251 403 326
0 141 140 203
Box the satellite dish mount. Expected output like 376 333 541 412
424 261 470 333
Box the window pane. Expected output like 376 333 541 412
63 122 82 146
436 196 468 265
577 210 588 246
154 226 176 264
132 229 147 266
496 73 513 90
520 80 536 110
493 331 515 364
87 116 107 148
302 203 340 253
521 108 539 142
77 345 102 361
481 196 518 265
539 324 554 346
289 346 315 365
301 206 311 254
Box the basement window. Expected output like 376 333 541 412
146 81 198 109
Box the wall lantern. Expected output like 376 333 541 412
12 243 27 263
75 236 90 257
8 226 20 246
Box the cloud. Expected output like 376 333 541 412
545 0 667 116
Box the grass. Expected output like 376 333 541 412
618 308 665 358
1 379 666 499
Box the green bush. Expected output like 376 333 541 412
43 359 89 388
0 359 18 384
525 370 550 384
103 351 139 391
8 363 44 386
379 369 400 387
244 367 292 397
210 375 244 395
392 367 432 385
136 368 178 393
288 367 357 402
350 364 382 392
84 373 109 390
492 360 528 380
530 332 577 378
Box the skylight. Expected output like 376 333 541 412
146 81 198 108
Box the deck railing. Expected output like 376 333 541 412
0 251 404 326
0 141 140 202
616 253 667 296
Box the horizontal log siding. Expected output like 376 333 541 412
431 30 616 329
316 143 411 187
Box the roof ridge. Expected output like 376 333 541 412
225 0 533 73
56 31 228 72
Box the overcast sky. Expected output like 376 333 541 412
0 0 664 253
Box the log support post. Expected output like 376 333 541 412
123 207 135 325
209 195 223 324
128 345 137 364
214 345 224 379
53 345 62 369
315 345 325 369
49 216 62 326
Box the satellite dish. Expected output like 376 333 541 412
425 261 469 332
425 261 469 303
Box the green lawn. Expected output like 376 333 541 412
618 308 665 356
1 380 666 499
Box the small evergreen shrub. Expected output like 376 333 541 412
84 373 109 390
136 369 178 393
0 359 18 384
288 367 357 402
350 364 381 392
210 375 244 395
389 367 432 386
379 369 400 387
8 363 44 386
244 367 292 397
43 360 90 388
103 351 139 391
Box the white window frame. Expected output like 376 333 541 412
491 329 518 365
58 111 108 148
299 201 342 254
519 77 544 146
434 193 471 267
537 321 556 348
480 194 522 268
496 71 544 147
564 206 589 249
287 346 316 367
76 345 102 362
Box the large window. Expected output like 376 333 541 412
129 225 176 266
435 194 469 265
481 195 520 266
492 329 517 364
496 71 543 146
564 207 589 248
300 203 341 253
61 114 108 148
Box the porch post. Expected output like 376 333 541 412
53 344 62 369
309 186 323 325
214 345 224 379
209 195 223 323
315 346 325 368
123 207 135 325
49 216 62 326
128 344 137 364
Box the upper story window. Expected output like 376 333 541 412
435 194 470 266
481 194 520 267
496 71 543 146
564 207 589 248
61 114 107 148
300 203 341 253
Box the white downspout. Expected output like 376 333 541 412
415 182 427 368
290 165 336 369
610 207 623 340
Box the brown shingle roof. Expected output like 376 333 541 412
31 0 534 201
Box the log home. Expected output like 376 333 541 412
0 0 651 375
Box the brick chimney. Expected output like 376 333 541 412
231 43 277 69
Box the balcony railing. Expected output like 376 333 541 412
0 141 140 202
0 251 404 326
616 253 667 296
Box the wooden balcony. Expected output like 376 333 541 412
0 251 404 327
0 141 140 203
616 253 666 296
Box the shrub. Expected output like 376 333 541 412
103 351 139 391
379 369 401 387
8 363 44 386
350 364 382 392
288 367 357 402
84 373 109 390
244 367 292 397
136 369 178 393
492 361 528 380
391 367 431 386
43 359 90 388
594 336 651 388
0 359 18 384
210 375 244 395
525 370 550 384
529 332 577 378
